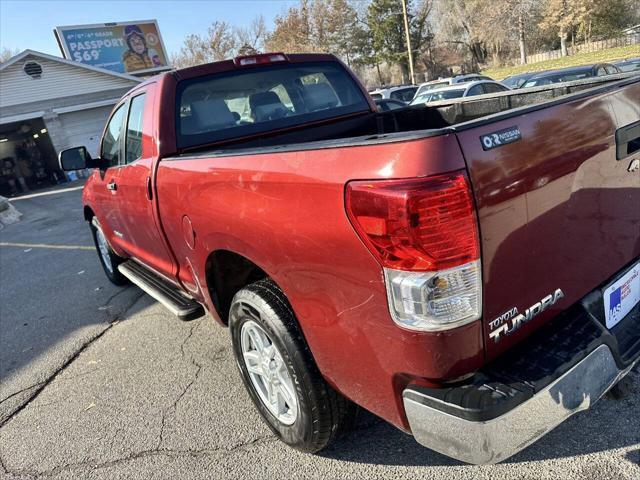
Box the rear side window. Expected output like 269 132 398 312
101 103 126 167
176 61 369 149
125 94 146 164
390 87 417 102
416 82 448 96
483 83 507 94
429 90 465 101
467 85 484 96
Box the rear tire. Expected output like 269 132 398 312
229 279 356 453
90 218 128 286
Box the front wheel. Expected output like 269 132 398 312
90 218 128 285
229 279 356 453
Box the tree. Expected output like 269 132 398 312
0 47 20 63
171 21 237 68
266 3 315 52
540 0 583 56
325 0 361 66
235 15 267 54
432 0 488 71
365 0 433 83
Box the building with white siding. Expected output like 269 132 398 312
0 50 141 196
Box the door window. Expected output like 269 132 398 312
125 94 146 164
100 104 126 167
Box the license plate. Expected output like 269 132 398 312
603 262 640 329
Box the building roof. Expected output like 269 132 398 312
0 49 142 83
0 49 142 118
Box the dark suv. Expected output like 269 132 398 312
521 63 621 88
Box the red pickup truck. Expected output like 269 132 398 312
60 53 640 464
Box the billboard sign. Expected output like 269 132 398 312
55 20 170 75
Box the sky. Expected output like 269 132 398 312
0 0 298 57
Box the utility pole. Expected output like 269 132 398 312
401 0 415 85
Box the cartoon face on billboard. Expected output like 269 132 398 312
55 20 170 74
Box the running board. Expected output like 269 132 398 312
118 260 204 321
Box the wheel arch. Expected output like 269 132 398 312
204 249 271 325
83 205 95 222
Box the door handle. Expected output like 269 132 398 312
107 180 117 191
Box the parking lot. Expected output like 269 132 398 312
0 186 639 480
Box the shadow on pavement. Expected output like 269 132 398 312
0 188 152 416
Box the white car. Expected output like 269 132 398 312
368 85 418 103
409 80 510 105
413 74 495 99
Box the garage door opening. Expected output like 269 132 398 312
0 118 63 197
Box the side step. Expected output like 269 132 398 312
118 260 204 321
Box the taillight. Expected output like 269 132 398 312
346 171 482 331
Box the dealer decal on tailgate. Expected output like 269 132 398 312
480 125 521 150
604 263 640 329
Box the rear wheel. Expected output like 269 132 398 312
90 219 128 285
229 279 356 453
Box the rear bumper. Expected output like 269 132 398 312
403 269 640 465
404 344 637 464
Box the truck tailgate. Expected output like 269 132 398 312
456 80 640 359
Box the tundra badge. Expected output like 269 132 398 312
488 289 565 343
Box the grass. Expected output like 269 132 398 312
482 44 640 79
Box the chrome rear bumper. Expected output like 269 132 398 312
403 344 637 465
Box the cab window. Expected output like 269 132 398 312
125 94 146 164
176 61 369 149
101 104 126 167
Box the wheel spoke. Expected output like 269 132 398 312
277 382 294 408
239 320 298 425
248 328 265 353
267 378 276 406
276 387 287 413
243 351 263 376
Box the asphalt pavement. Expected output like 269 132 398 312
0 185 638 479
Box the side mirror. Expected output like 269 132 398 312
59 146 91 171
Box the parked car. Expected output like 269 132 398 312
413 74 494 98
374 98 407 112
614 57 640 72
502 72 536 89
368 85 417 103
521 63 621 87
59 52 640 465
410 80 510 104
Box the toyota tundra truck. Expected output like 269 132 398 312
59 53 640 464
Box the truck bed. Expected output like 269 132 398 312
175 72 640 157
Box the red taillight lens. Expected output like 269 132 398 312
346 171 479 272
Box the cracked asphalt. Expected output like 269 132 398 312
1 185 639 479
